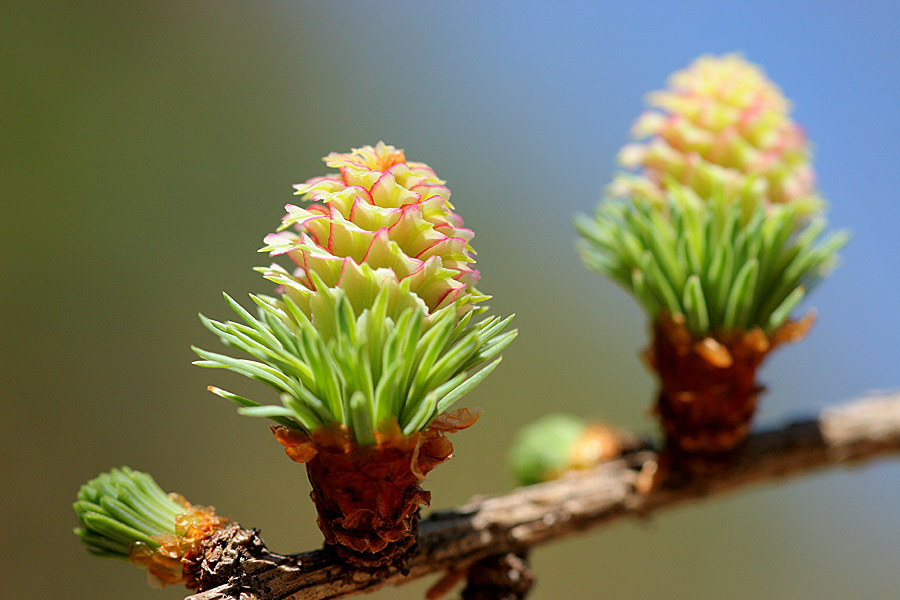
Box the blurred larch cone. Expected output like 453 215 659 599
613 53 822 216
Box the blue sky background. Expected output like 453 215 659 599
2 2 898 599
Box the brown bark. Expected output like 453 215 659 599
183 524 268 591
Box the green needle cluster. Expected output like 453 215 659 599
576 185 848 337
73 467 184 559
193 285 516 445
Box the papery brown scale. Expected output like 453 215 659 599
429 406 484 431
270 425 318 462
127 506 230 590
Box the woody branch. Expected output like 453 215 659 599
186 391 900 600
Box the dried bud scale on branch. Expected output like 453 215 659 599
72 467 230 589
577 55 848 456
194 142 516 568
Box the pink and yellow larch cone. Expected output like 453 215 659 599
578 55 847 459
613 56 828 456
262 141 487 322
613 53 823 216
266 143 491 567
198 142 515 569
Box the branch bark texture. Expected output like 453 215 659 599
186 392 900 600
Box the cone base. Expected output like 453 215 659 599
646 313 813 456
323 515 419 571
305 441 430 569
273 408 482 569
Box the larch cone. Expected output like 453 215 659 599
646 313 814 456
272 407 482 569
614 53 821 214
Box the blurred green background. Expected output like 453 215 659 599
2 2 898 599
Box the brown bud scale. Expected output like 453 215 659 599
272 407 482 569
646 313 813 456
128 498 230 589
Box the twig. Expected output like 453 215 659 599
186 391 900 600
